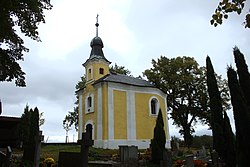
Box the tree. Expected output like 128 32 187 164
144 56 207 147
63 118 71 143
233 47 250 106
144 56 230 147
206 56 224 158
227 67 250 167
39 112 45 127
110 63 131 76
211 0 250 28
18 105 40 165
151 109 166 164
206 56 236 166
223 110 236 167
0 0 53 86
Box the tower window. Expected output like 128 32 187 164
87 96 92 107
89 68 91 74
85 93 94 113
99 68 104 74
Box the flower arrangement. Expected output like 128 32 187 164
174 159 207 167
43 157 55 167
193 160 207 167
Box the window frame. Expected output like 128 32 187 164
85 93 94 113
149 96 159 116
99 68 104 74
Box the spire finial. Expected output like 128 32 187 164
95 14 99 37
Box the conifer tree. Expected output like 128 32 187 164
151 109 166 164
223 111 236 167
227 67 250 167
19 106 40 165
233 47 250 107
206 56 224 159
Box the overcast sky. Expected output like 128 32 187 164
1 0 249 142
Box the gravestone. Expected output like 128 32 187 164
171 140 179 157
185 154 194 167
160 150 172 167
58 132 93 167
196 146 207 159
80 132 94 167
119 145 138 166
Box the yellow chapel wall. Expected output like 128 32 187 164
113 90 127 139
135 93 168 140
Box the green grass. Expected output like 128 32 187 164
41 144 80 161
41 144 119 161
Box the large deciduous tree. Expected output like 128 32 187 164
144 56 230 147
0 0 53 86
144 56 208 147
211 0 250 28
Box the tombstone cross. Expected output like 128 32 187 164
79 132 93 167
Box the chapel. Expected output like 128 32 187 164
76 17 171 149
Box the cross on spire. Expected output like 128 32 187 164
95 14 99 37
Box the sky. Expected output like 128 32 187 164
1 0 249 143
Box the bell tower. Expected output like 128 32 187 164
83 15 111 85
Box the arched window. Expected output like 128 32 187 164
87 96 92 108
149 97 159 116
85 93 94 113
99 68 104 74
151 99 157 115
87 67 93 81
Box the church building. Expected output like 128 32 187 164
77 17 171 149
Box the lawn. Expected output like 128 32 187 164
41 144 119 162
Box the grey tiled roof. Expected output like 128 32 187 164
93 73 155 87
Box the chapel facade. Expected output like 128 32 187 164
76 18 171 149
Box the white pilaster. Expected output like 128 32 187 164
127 90 136 140
79 94 83 139
108 85 114 140
97 86 102 140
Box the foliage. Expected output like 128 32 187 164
110 63 131 75
223 110 236 167
18 105 40 165
0 0 53 86
227 67 250 166
144 56 230 147
151 109 166 164
227 48 250 167
207 56 236 166
191 135 213 148
63 75 86 131
18 105 40 144
206 56 225 159
233 47 250 106
211 0 250 28
39 112 45 127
